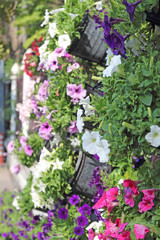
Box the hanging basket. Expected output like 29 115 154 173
68 13 106 64
70 151 112 199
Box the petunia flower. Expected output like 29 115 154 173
58 34 71 49
68 120 79 133
145 125 160 148
134 224 149 239
58 207 68 220
77 214 88 227
7 140 15 153
138 197 154 213
122 0 142 21
24 144 33 156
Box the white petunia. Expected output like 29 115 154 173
95 1 103 10
82 131 101 155
145 125 160 148
77 109 84 133
37 180 46 193
58 34 71 49
52 158 64 171
30 186 43 208
50 8 65 15
48 22 57 38
79 96 95 117
103 55 121 77
68 13 79 19
12 196 20 210
86 221 103 233
39 147 51 161
70 137 80 147
50 132 61 147
41 9 50 27
105 48 113 66
96 139 110 163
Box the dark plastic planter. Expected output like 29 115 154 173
146 1 160 27
68 13 106 64
70 151 112 199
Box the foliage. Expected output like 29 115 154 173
0 190 47 239
14 132 44 167
17 175 34 214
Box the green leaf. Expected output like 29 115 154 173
139 93 152 106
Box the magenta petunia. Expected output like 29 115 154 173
134 224 149 239
138 197 154 213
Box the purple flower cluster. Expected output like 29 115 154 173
93 12 127 58
18 135 33 157
90 167 104 204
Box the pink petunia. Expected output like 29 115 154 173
48 52 59 71
53 47 66 57
138 197 154 213
92 191 119 215
134 224 149 239
38 80 49 100
141 189 155 200
68 120 79 133
123 179 139 195
88 229 95 240
106 187 119 202
10 164 21 175
20 136 27 147
66 83 86 101
7 140 14 153
24 144 33 156
117 231 131 240
39 121 52 140
123 187 135 207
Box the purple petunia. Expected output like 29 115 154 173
69 195 81 205
78 204 91 216
74 226 84 236
0 197 4 205
58 207 68 220
77 214 88 227
122 0 142 21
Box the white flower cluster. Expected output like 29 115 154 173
30 147 64 209
86 221 103 240
103 48 121 77
77 96 95 133
82 131 110 163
